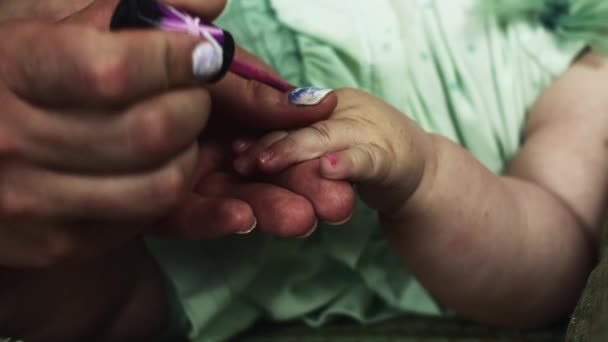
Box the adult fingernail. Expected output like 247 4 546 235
192 41 224 81
325 214 352 226
237 218 257 235
297 220 318 238
288 87 333 106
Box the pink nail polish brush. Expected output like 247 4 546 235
110 0 292 92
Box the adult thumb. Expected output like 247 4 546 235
61 0 119 29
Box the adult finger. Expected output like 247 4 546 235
156 193 256 239
268 160 355 225
61 0 120 28
64 0 226 29
2 21 222 106
0 144 198 222
208 46 338 131
16 87 210 172
195 172 317 237
162 0 226 21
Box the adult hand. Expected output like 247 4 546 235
0 18 225 268
65 0 356 239
177 47 355 238
0 0 226 25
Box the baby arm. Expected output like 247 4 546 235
234 52 608 327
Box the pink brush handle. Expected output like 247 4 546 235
229 59 292 92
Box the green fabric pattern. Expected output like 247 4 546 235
477 0 608 54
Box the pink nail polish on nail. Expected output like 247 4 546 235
324 154 338 166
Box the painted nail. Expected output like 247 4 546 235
192 41 224 81
288 87 333 106
324 154 338 166
236 218 257 235
297 220 318 239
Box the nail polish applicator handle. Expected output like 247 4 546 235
109 0 292 91
109 0 234 82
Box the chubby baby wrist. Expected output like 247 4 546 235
380 132 439 222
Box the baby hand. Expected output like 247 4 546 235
233 88 434 217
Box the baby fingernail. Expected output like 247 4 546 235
237 218 257 235
192 41 224 81
288 87 333 106
258 150 274 164
233 139 251 153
